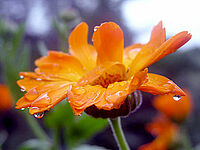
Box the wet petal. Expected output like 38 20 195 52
93 22 124 65
95 69 148 110
16 81 73 115
17 78 46 91
35 51 85 81
138 73 185 96
67 85 105 115
69 22 96 70
77 63 126 88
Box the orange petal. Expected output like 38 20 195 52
68 69 147 115
77 63 126 88
128 21 166 76
69 22 96 70
16 81 73 115
123 43 143 69
148 21 166 48
128 22 191 77
138 73 185 96
17 78 46 91
93 22 124 65
149 31 192 65
35 51 85 81
67 85 105 115
95 69 148 110
16 97 31 109
0 84 13 110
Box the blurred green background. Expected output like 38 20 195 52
0 0 200 150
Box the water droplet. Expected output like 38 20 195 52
36 78 42 81
34 112 44 119
20 89 25 92
173 95 181 101
21 108 25 111
20 75 24 79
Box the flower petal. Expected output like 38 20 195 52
128 22 191 77
67 85 105 115
148 31 192 65
69 22 96 70
16 81 73 115
0 84 13 110
77 63 126 88
123 43 143 69
68 69 148 115
93 22 124 65
138 73 185 96
95 69 148 110
35 51 85 81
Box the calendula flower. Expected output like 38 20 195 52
0 84 13 111
153 90 193 122
16 21 191 118
138 115 178 150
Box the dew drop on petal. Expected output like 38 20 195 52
173 95 181 101
20 75 24 79
34 112 44 119
21 108 25 111
20 89 25 92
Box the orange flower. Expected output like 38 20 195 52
138 115 178 150
153 90 193 122
0 84 13 111
16 21 191 118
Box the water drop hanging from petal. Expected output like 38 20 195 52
34 112 44 119
173 95 181 101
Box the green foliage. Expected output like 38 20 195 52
18 139 51 150
45 101 108 148
0 20 30 101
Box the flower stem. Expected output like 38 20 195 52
108 117 130 150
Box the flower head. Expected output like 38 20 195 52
153 90 193 122
16 21 191 118
0 84 13 111
138 115 178 150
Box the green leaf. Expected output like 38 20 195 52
44 102 108 148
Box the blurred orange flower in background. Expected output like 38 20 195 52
138 90 193 150
15 21 191 118
0 84 13 111
153 90 193 122
138 115 178 150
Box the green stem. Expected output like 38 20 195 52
24 112 49 141
108 117 130 150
